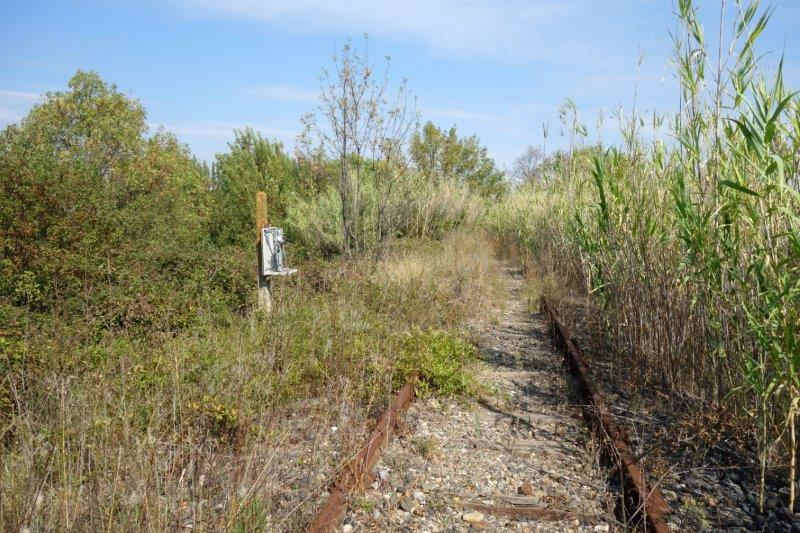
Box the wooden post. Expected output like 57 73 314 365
256 191 272 313
256 191 267 243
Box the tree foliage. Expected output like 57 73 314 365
0 71 248 332
410 121 506 197
210 128 297 247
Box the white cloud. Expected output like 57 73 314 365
176 0 577 62
245 84 318 103
0 90 42 102
151 120 298 142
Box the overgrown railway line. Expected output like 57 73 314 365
306 269 676 532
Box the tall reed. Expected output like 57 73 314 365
489 0 800 509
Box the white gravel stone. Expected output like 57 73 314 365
462 511 485 523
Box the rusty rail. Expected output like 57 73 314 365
308 378 416 533
541 298 671 533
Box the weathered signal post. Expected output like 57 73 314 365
256 191 296 312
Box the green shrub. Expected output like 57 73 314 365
209 129 299 247
0 67 500 531
397 328 478 397
0 71 255 335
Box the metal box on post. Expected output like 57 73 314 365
261 226 297 276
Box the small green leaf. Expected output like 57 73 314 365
720 180 760 197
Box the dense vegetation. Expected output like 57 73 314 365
3 1 800 528
490 0 800 512
0 52 505 529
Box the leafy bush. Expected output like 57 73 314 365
397 328 478 397
209 128 299 247
0 71 254 335
285 185 346 256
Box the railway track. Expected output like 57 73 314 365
541 298 670 533
308 269 671 531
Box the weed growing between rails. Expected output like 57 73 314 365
489 0 800 512
0 231 505 532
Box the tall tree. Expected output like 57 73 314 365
511 145 545 185
299 37 416 254
410 121 506 197
0 71 209 313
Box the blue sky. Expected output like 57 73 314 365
1 1 799 169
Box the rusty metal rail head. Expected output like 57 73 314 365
541 298 671 533
308 378 416 533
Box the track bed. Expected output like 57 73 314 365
340 269 614 531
